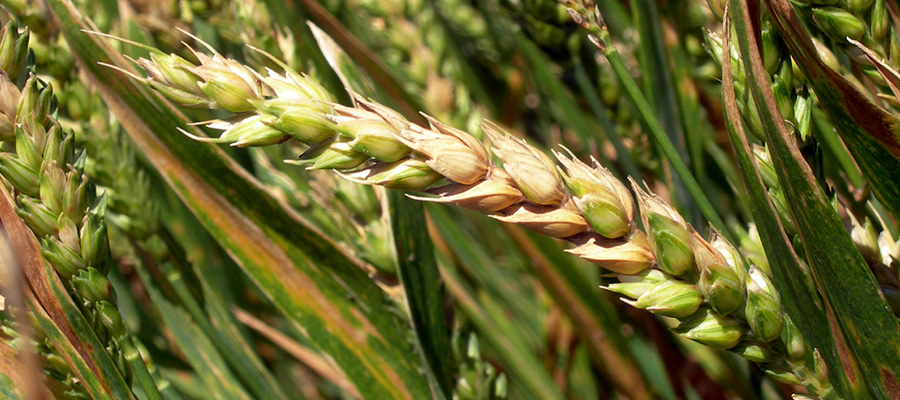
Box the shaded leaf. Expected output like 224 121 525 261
389 192 453 399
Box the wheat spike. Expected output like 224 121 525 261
99 32 829 385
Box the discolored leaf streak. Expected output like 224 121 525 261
720 5 851 396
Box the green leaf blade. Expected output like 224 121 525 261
719 6 849 396
389 192 453 399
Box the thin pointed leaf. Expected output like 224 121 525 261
46 2 433 398
389 192 453 399
720 16 850 397
140 278 253 400
293 0 425 121
308 22 426 127
167 260 291 400
153 213 291 400
129 229 275 400
307 22 377 97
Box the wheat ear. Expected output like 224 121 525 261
99 31 839 387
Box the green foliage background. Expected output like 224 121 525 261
2 0 900 399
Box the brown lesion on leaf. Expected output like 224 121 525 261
881 367 900 399
350 307 415 393
824 299 858 386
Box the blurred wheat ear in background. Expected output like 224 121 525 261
2 0 900 398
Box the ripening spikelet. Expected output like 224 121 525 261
603 267 702 318
0 72 20 141
565 232 654 274
252 98 334 143
342 158 441 190
483 122 567 206
328 105 410 162
193 114 287 147
878 231 899 268
555 149 633 239
731 340 779 363
395 114 490 185
606 269 667 299
186 50 265 113
630 179 694 276
674 308 745 349
0 20 29 81
692 230 744 316
850 215 881 266
489 203 588 238
745 266 784 343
